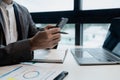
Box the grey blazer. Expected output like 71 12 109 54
0 2 40 66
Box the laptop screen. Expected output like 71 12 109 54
103 18 120 57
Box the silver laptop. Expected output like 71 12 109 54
71 18 120 65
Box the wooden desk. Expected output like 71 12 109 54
57 45 120 80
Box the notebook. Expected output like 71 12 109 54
31 49 68 63
71 18 120 65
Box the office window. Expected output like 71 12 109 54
36 24 75 45
14 0 74 12
83 24 110 48
82 0 120 10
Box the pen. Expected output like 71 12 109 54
58 32 68 34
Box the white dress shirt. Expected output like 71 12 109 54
0 1 18 45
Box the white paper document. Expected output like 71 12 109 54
32 49 68 63
0 63 63 80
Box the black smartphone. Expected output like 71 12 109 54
56 17 69 34
54 71 68 80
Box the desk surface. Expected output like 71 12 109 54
57 45 120 80
1 45 120 80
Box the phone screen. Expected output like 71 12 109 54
56 17 68 29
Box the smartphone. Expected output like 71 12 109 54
56 17 68 29
54 71 68 80
56 17 69 34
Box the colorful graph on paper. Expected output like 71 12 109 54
0 64 62 80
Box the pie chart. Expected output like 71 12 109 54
23 71 40 79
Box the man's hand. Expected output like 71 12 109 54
44 25 56 30
30 27 61 50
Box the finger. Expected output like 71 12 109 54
51 33 61 40
52 38 61 44
47 25 55 28
49 28 61 34
45 25 55 30
48 37 61 48
51 43 58 48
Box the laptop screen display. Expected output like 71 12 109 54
103 18 120 57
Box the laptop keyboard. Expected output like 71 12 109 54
85 48 119 62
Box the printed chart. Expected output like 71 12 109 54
0 63 62 80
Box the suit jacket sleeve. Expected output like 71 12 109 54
0 40 33 66
0 3 42 66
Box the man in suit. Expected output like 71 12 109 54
0 0 61 66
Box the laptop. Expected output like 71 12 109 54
71 18 120 65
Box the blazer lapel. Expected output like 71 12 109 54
13 4 23 40
0 9 6 45
0 9 5 34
